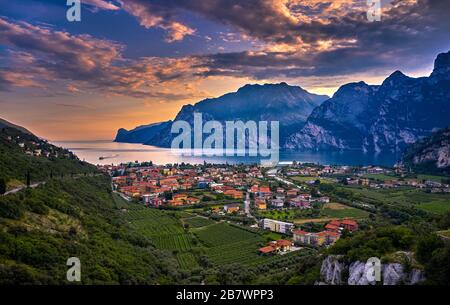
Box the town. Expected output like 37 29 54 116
99 160 450 256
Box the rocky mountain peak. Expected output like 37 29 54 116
431 50 450 80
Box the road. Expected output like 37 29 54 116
273 175 306 190
3 181 46 196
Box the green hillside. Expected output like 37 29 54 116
0 126 96 188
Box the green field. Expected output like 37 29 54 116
193 223 270 266
291 176 332 184
321 207 369 218
182 216 216 228
339 185 450 214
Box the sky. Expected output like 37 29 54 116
0 0 449 141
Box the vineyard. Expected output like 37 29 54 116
177 252 199 270
193 223 260 247
182 216 215 228
121 205 300 269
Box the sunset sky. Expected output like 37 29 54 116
1 0 449 141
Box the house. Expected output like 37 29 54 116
286 189 298 197
262 219 294 234
290 199 311 209
224 189 244 199
325 219 359 233
259 246 277 255
259 240 293 255
270 198 284 209
259 186 271 197
187 197 201 205
224 204 240 213
256 201 267 210
293 230 340 246
250 185 259 193
341 219 359 232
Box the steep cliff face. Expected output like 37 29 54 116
318 255 425 285
401 125 450 174
285 51 450 153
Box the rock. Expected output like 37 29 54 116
408 269 425 285
382 263 405 285
348 261 377 285
320 255 345 285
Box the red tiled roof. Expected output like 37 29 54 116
276 240 292 247
259 246 276 253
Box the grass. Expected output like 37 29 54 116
416 201 450 214
291 176 332 184
321 203 369 218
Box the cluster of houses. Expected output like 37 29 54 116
284 164 351 177
293 219 359 247
259 240 293 255
250 184 330 211
103 163 264 207
260 218 359 249
4 132 72 159
344 176 450 193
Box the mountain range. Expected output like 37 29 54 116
115 50 450 155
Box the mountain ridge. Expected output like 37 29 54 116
286 50 450 153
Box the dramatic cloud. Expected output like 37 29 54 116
0 17 206 100
113 0 450 81
84 0 121 11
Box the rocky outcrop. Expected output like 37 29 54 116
319 255 425 285
402 125 450 174
320 255 345 285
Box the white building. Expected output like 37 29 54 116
262 219 294 234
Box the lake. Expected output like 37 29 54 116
54 140 399 167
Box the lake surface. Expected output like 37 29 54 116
54 140 398 167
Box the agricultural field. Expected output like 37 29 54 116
321 202 369 218
290 176 333 184
176 252 199 270
193 223 259 247
338 185 450 214
182 216 215 228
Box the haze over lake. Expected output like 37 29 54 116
54 140 398 167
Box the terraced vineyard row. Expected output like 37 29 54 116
151 233 195 251
205 237 267 266
177 252 199 270
193 223 259 247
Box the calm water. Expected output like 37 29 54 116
54 140 398 167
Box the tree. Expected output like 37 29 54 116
0 178 6 195
26 171 31 187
